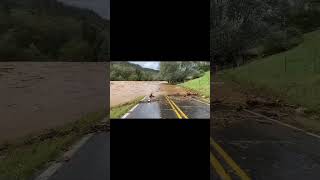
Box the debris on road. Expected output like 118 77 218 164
295 107 308 115
246 97 281 107
90 121 110 133
186 91 198 96
255 119 273 125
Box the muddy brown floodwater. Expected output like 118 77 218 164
0 62 107 144
110 81 188 107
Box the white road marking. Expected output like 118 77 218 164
129 104 139 112
244 109 320 140
191 97 210 106
35 133 94 180
121 96 146 119
121 113 130 119
35 163 63 180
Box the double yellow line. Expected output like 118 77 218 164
210 137 251 180
165 95 250 179
165 95 188 119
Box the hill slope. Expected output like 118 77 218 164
57 0 110 19
222 29 320 111
180 71 210 98
0 0 109 61
111 62 160 81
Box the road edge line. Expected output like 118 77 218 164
244 109 320 139
121 96 145 119
34 133 94 180
121 113 130 119
191 97 210 106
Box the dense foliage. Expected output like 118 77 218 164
111 61 210 83
211 0 320 66
160 61 210 84
0 0 109 61
110 62 160 81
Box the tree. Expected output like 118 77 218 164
59 40 92 61
135 69 143 80
160 62 200 84
210 0 302 65
22 43 47 60
0 0 109 61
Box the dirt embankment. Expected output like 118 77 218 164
212 75 320 134
0 62 107 143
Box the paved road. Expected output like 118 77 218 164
125 95 210 119
211 109 320 180
48 132 110 180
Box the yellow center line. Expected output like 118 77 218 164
165 95 248 179
166 95 189 119
165 95 182 119
210 137 251 180
210 152 232 180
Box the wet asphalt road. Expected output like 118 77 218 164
211 110 320 180
125 95 210 119
48 132 110 180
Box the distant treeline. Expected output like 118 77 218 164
0 0 109 61
111 62 160 81
111 61 210 83
160 61 210 84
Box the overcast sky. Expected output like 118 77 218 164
129 61 160 70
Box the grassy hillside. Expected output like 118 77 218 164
221 29 320 111
180 71 210 98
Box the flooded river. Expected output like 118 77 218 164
110 81 188 107
0 62 107 143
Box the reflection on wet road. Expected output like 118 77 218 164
211 109 320 180
126 100 162 119
124 95 210 119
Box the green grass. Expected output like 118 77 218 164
221 29 320 112
179 71 210 98
0 111 106 180
110 96 145 119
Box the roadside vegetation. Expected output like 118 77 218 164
180 71 210 99
110 96 145 118
111 61 210 83
0 0 109 61
160 61 210 84
221 29 320 112
0 111 106 180
211 0 320 66
212 0 320 113
111 62 159 81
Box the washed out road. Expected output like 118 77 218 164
210 107 320 180
123 95 210 119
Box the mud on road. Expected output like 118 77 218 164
0 62 107 143
211 76 320 179
212 75 320 134
110 81 190 107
